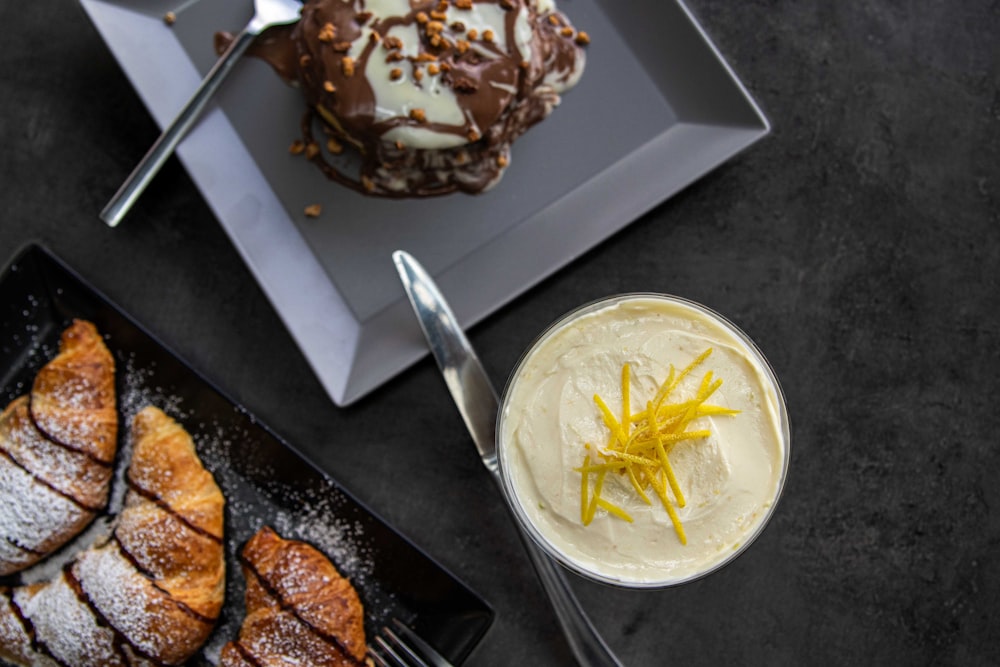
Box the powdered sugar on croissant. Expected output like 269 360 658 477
0 406 225 666
0 320 116 576
220 526 368 667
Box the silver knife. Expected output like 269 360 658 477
393 250 623 667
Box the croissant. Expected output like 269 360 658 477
0 319 117 576
220 526 368 667
0 406 225 666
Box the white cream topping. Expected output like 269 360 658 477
365 0 409 16
445 3 512 55
533 0 557 14
499 296 787 585
352 0 532 149
383 124 467 148
362 25 466 147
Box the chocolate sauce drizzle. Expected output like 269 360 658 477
234 0 586 197
111 533 219 626
2 464 221 665
238 556 368 667
3 534 44 557
63 562 172 667
0 444 106 514
125 479 224 545
231 640 268 667
26 394 116 467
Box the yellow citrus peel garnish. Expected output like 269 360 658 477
575 348 739 544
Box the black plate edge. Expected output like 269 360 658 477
0 240 495 663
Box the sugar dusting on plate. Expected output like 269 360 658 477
4 335 394 665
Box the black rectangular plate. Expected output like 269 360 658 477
0 243 493 665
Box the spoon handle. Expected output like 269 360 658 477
100 28 256 227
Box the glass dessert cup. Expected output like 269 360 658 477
496 293 791 589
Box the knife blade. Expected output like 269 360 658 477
392 250 500 475
393 250 623 667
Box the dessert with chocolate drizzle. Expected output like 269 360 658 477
233 0 588 197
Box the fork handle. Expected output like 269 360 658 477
100 28 256 227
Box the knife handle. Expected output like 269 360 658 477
496 476 623 667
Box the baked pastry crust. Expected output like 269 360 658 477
220 526 368 667
0 406 225 666
0 319 117 576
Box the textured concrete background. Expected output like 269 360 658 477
1 0 998 665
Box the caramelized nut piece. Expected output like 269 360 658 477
304 204 322 217
409 108 428 123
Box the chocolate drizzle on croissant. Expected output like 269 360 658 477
0 320 117 576
220 526 368 667
0 406 226 667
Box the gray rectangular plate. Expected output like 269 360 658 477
81 0 768 406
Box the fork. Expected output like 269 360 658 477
100 0 302 227
368 619 453 667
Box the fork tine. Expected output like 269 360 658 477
368 619 454 667
373 631 421 667
389 620 453 667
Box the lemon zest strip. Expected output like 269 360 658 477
596 498 633 523
621 363 631 440
575 348 735 545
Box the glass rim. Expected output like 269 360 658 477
495 292 791 589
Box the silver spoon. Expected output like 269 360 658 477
100 0 302 227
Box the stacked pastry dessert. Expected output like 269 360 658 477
0 319 117 576
245 0 588 196
220 526 368 667
0 406 226 666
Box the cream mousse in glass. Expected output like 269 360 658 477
497 294 790 588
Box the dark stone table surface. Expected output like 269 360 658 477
1 0 997 665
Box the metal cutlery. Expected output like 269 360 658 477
393 250 623 667
369 619 453 667
100 0 302 227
